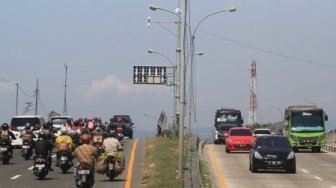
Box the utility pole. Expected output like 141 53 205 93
177 0 187 179
63 64 68 116
34 79 39 116
16 83 19 116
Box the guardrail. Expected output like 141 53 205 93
184 135 201 188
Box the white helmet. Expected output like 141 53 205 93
60 127 68 135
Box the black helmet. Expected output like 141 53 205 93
47 121 53 126
2 123 9 130
38 133 46 140
107 131 117 138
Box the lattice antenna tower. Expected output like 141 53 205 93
249 60 257 125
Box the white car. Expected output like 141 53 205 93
50 116 73 138
9 115 45 148
253 128 272 137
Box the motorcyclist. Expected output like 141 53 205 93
20 123 36 147
0 123 16 158
92 126 104 143
34 133 54 171
72 134 98 185
102 131 122 157
40 121 54 142
55 127 74 167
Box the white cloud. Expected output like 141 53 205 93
76 75 169 97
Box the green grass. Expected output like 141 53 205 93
142 136 184 188
199 159 211 188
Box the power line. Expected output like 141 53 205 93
199 29 336 69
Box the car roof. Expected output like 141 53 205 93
12 115 44 118
230 127 251 130
51 116 72 119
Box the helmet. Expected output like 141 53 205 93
38 133 46 140
73 120 79 126
2 123 9 130
60 127 67 135
97 118 101 123
47 121 53 127
107 131 117 138
25 123 31 130
43 122 49 129
78 117 83 122
81 134 90 144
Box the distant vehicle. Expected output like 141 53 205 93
50 116 73 138
253 128 272 137
225 127 253 153
110 115 134 139
284 105 328 152
249 135 296 173
10 115 46 148
213 108 244 145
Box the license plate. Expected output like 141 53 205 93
35 164 45 168
22 145 30 149
268 161 281 166
109 163 114 170
0 147 8 151
61 156 68 161
78 170 90 175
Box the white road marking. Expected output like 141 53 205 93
314 176 323 181
28 166 34 171
301 169 309 173
10 175 21 180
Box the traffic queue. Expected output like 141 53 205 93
0 115 130 188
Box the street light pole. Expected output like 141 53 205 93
188 6 236 136
148 49 177 127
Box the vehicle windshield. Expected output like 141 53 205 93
230 129 252 136
254 130 271 135
291 110 324 132
51 118 69 125
218 126 233 132
256 137 291 149
11 118 40 129
216 112 241 125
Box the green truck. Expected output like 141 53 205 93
284 105 328 152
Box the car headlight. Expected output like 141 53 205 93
226 139 232 143
287 151 295 159
254 151 262 159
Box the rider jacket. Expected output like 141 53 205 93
35 139 53 158
0 130 16 142
73 144 97 166
102 137 121 157
55 135 74 152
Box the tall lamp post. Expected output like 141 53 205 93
188 6 236 136
148 49 177 126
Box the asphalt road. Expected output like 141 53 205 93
0 138 145 188
202 144 336 188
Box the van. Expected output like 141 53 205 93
10 115 46 147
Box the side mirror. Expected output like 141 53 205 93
325 115 328 121
285 115 289 121
224 133 228 138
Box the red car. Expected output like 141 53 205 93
225 127 254 153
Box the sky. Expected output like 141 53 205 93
1 0 336 138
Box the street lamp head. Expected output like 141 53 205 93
194 51 204 56
225 6 237 12
148 49 154 53
149 5 161 11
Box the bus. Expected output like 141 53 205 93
284 105 328 152
213 108 244 144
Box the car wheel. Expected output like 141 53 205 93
287 165 296 174
225 147 230 153
251 162 257 173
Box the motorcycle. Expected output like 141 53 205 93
33 155 49 179
92 141 103 156
75 162 94 188
0 137 11 164
115 125 124 141
58 151 72 173
21 138 33 160
106 156 116 181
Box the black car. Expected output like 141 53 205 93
249 135 296 173
109 115 134 139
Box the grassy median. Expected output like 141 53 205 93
142 136 184 188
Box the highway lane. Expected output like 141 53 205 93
0 138 145 188
203 144 336 188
